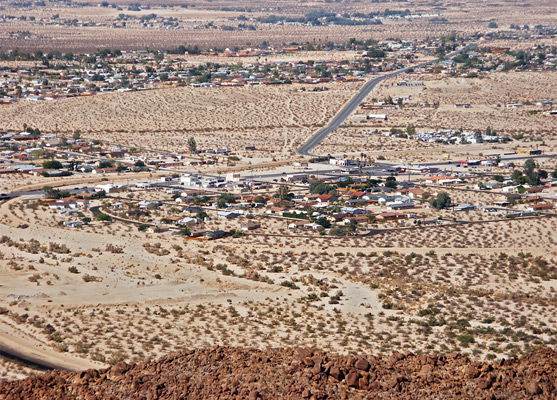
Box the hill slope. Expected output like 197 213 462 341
1 347 555 399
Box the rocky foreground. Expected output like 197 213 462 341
1 347 556 399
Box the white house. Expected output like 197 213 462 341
386 196 414 210
368 114 388 121
63 221 83 228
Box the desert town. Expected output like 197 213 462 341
0 0 556 398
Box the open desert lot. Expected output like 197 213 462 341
0 82 363 156
364 72 556 135
312 71 557 156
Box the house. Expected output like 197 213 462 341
288 220 310 230
92 167 118 174
177 217 201 227
183 206 203 214
135 182 154 189
397 80 423 86
190 229 210 238
138 200 160 209
329 158 355 166
375 212 406 221
527 203 553 212
204 230 227 239
59 209 79 216
48 201 76 209
181 175 201 186
267 200 292 208
317 194 338 203
306 223 324 231
303 194 320 202
408 188 428 199
368 114 388 121
326 213 346 223
217 211 241 220
525 187 544 194
340 207 367 215
75 199 89 208
342 215 369 225
286 173 308 182
146 226 170 234
425 176 462 185
226 173 242 182
94 184 115 193
386 196 414 210
241 221 261 231
63 221 83 228
454 204 475 211
342 190 365 200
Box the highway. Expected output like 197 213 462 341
296 43 477 156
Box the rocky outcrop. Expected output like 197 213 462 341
1 347 555 399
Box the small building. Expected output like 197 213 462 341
397 80 423 87
454 204 475 211
527 203 553 212
217 211 241 220
146 226 170 234
288 220 310 230
63 221 83 228
368 114 388 121
226 173 242 182
241 221 261 231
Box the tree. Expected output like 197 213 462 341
134 160 146 167
316 217 331 229
524 159 536 176
43 186 69 199
98 160 113 168
72 130 81 140
488 22 498 28
276 185 290 200
196 210 208 220
42 160 63 169
217 193 235 208
253 195 265 204
187 137 197 154
429 192 451 209
177 227 191 236
95 213 112 222
309 182 336 195
511 169 525 184
493 175 505 183
551 167 557 180
385 176 397 189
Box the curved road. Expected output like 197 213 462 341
297 44 476 156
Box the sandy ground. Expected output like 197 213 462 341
0 82 362 158
313 71 557 156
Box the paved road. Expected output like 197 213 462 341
296 44 476 156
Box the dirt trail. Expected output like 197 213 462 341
0 322 105 372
